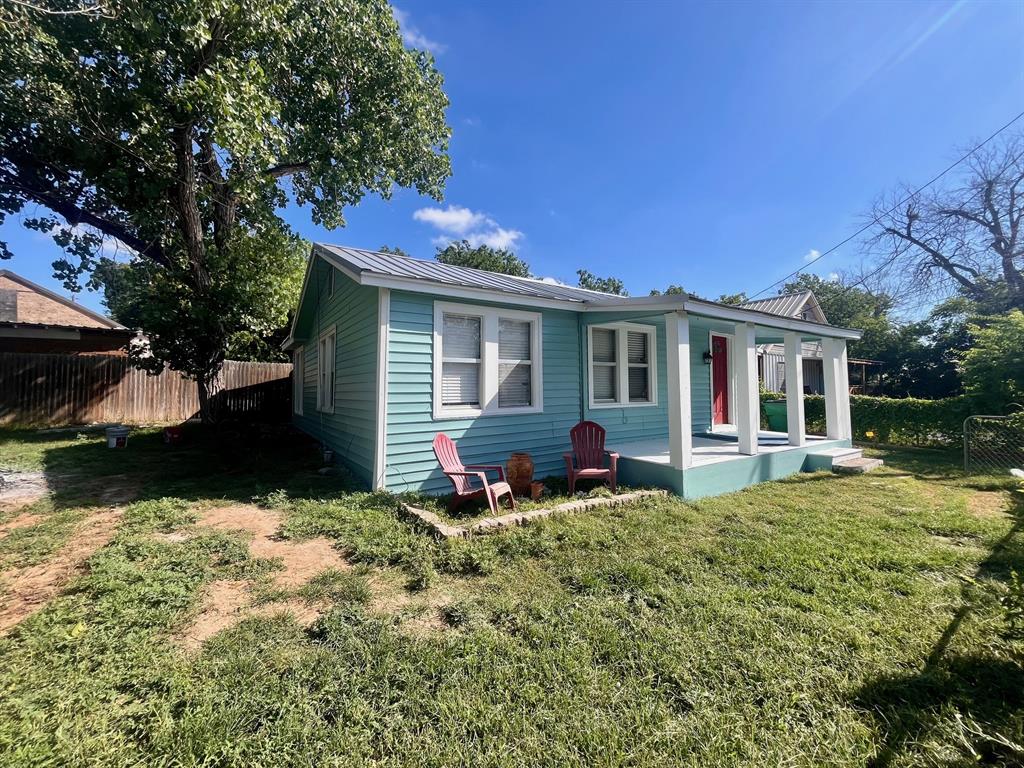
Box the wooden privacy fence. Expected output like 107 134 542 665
0 353 292 426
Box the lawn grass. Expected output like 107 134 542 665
0 428 1021 766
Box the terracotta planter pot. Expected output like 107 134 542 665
507 452 534 497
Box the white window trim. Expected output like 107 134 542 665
587 322 658 409
317 325 336 414
293 345 304 416
433 301 544 419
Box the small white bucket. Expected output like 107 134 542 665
106 426 130 448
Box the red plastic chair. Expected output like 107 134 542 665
432 433 517 515
563 421 619 495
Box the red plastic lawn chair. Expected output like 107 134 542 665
563 420 619 495
432 433 517 515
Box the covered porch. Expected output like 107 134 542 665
581 297 862 498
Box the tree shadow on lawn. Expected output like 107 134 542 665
33 423 356 511
867 444 1012 492
853 486 1024 766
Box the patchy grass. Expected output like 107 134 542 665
0 429 1021 766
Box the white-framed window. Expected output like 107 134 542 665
588 323 657 408
317 327 336 413
433 301 543 418
776 360 786 392
292 346 304 416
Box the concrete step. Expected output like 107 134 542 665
833 457 884 474
804 446 863 471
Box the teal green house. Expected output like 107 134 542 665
284 245 863 499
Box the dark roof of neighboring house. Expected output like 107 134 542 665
316 244 618 304
0 269 125 329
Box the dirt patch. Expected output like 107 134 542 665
0 511 44 540
196 505 350 588
176 504 464 647
176 505 351 648
966 491 1013 519
0 509 122 633
0 471 49 513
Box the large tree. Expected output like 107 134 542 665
434 240 530 277
0 0 450 418
865 133 1024 312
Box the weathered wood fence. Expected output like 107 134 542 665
0 353 292 426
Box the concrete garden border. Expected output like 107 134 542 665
401 490 667 539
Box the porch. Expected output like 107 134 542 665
580 299 861 497
614 430 858 499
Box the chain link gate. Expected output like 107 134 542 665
963 415 1024 473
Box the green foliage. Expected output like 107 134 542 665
715 292 747 305
764 393 977 446
577 269 628 296
434 240 530 276
649 284 687 296
378 245 413 258
0 0 451 414
99 230 306 370
962 310 1024 411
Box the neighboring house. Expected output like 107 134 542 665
0 270 132 354
284 245 862 499
741 291 880 394
742 291 828 393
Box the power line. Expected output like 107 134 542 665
746 108 1024 301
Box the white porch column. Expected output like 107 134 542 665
784 331 806 447
733 321 759 455
822 337 851 440
664 311 692 470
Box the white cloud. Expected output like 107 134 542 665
803 248 821 263
465 227 523 250
414 205 524 251
538 276 570 286
827 272 840 282
392 7 446 55
413 205 488 235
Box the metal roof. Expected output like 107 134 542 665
739 291 813 319
315 244 616 304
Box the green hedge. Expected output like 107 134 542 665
760 393 976 447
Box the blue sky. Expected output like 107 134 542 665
3 0 1022 314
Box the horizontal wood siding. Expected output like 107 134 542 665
0 354 291 426
384 291 581 494
291 259 379 487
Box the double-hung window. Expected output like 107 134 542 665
588 323 657 407
317 327 336 412
434 302 542 418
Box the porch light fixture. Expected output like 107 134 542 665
702 350 713 365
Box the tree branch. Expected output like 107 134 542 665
264 162 310 179
0 168 167 266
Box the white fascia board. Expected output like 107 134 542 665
681 298 863 340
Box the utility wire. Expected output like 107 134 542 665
746 108 1024 301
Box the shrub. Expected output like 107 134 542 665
761 392 977 447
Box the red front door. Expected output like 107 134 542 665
711 335 729 425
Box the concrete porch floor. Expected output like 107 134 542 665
614 429 833 468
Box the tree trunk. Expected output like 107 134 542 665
196 367 224 425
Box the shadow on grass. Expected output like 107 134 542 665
30 423 359 510
854 487 1024 766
